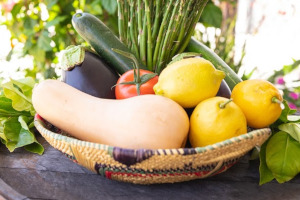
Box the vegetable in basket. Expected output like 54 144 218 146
32 79 189 149
112 49 158 99
72 12 147 75
116 0 209 73
60 45 119 99
115 68 158 99
216 80 231 99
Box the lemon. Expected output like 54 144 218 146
231 79 283 129
189 97 247 147
153 57 225 108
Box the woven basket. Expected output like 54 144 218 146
34 114 271 184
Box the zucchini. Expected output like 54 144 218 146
72 13 146 74
186 37 242 90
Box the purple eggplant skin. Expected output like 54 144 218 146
216 80 231 99
61 51 119 99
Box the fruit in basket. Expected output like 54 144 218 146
60 48 119 99
115 69 158 99
72 12 147 74
186 38 243 90
231 79 283 129
189 97 247 147
153 57 225 108
32 79 189 149
112 48 158 99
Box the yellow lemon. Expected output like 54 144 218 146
153 57 225 108
231 79 283 129
189 97 247 147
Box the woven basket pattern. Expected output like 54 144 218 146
34 115 271 184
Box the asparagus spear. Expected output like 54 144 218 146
117 0 209 73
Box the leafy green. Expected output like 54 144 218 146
199 2 223 28
288 115 300 122
3 1 119 80
100 0 117 15
259 142 275 185
279 123 300 142
278 100 297 123
266 131 300 183
2 77 36 115
0 97 31 117
0 78 44 155
259 102 300 184
38 30 53 52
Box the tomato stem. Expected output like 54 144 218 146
112 48 156 96
219 99 232 109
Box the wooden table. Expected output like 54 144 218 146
1 135 300 200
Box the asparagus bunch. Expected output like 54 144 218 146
117 0 209 73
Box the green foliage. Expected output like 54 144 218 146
266 131 300 183
259 100 300 184
1 0 118 79
0 77 43 154
199 2 222 28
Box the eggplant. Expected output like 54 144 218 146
61 51 119 99
216 80 231 99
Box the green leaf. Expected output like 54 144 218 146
29 45 46 63
0 96 31 117
45 0 59 9
287 115 300 122
38 30 52 52
11 77 35 98
11 3 23 19
3 117 22 152
199 3 223 28
24 17 37 31
24 142 44 155
2 78 35 115
279 123 300 142
45 16 68 28
100 0 117 15
266 131 300 183
259 141 275 185
0 117 7 142
279 100 296 123
16 116 36 148
2 116 42 153
140 73 158 85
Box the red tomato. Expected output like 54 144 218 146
115 69 159 99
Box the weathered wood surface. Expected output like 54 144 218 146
0 135 300 200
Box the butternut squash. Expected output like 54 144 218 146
32 79 189 149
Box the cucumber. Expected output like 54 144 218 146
72 13 146 74
186 37 242 90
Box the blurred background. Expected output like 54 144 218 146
0 0 299 110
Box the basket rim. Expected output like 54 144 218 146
34 114 271 154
